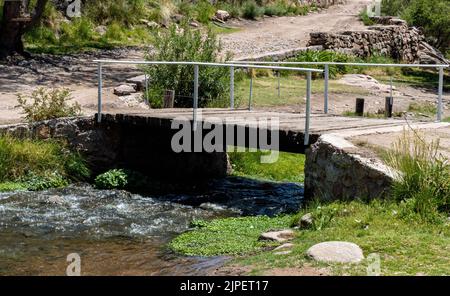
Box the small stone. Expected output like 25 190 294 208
274 250 292 255
114 84 137 96
306 241 364 264
95 26 107 36
189 21 200 28
298 213 313 229
47 195 66 205
274 243 294 251
259 229 295 242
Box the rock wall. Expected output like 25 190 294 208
309 17 422 62
0 116 229 181
305 134 396 200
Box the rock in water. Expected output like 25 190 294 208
259 230 295 242
306 241 364 263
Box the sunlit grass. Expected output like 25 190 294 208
234 76 369 107
228 148 306 183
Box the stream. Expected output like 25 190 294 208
0 177 303 275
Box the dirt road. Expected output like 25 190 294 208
220 0 372 59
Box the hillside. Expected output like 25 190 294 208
19 0 336 54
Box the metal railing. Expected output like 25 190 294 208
93 60 323 145
230 61 448 121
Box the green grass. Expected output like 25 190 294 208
228 149 306 183
209 23 241 35
169 215 292 256
359 10 375 26
0 135 90 192
407 101 438 116
234 76 369 108
170 200 450 275
444 117 450 122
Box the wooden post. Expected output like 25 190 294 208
385 96 393 118
163 90 175 108
355 98 365 116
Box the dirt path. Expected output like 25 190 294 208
220 0 372 59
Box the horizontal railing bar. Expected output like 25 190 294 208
229 61 449 68
92 60 324 73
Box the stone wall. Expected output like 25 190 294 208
309 17 423 62
0 116 229 181
305 134 396 200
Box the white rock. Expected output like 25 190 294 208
274 243 294 251
299 213 313 228
114 84 137 96
306 241 364 264
259 229 295 242
215 10 231 21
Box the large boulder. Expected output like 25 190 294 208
306 241 364 263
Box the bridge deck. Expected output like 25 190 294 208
100 109 447 139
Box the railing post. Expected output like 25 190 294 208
230 66 235 109
437 66 443 122
97 62 102 123
277 71 281 98
304 71 312 146
248 70 253 111
324 64 329 114
144 72 149 103
193 64 199 131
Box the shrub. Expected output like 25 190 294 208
20 171 68 191
242 1 264 19
95 169 128 189
0 135 90 187
264 2 288 16
359 9 375 26
288 50 355 78
145 22 231 108
195 0 216 24
383 131 449 222
16 87 82 122
382 0 450 52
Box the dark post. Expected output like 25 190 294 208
385 96 393 118
355 98 365 116
163 90 175 108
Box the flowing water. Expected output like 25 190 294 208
0 177 303 275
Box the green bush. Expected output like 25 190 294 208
94 169 128 189
383 131 449 222
16 87 82 122
20 171 68 191
145 22 231 108
288 50 355 78
264 2 288 16
359 9 375 26
195 0 216 24
242 1 264 19
382 0 450 52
